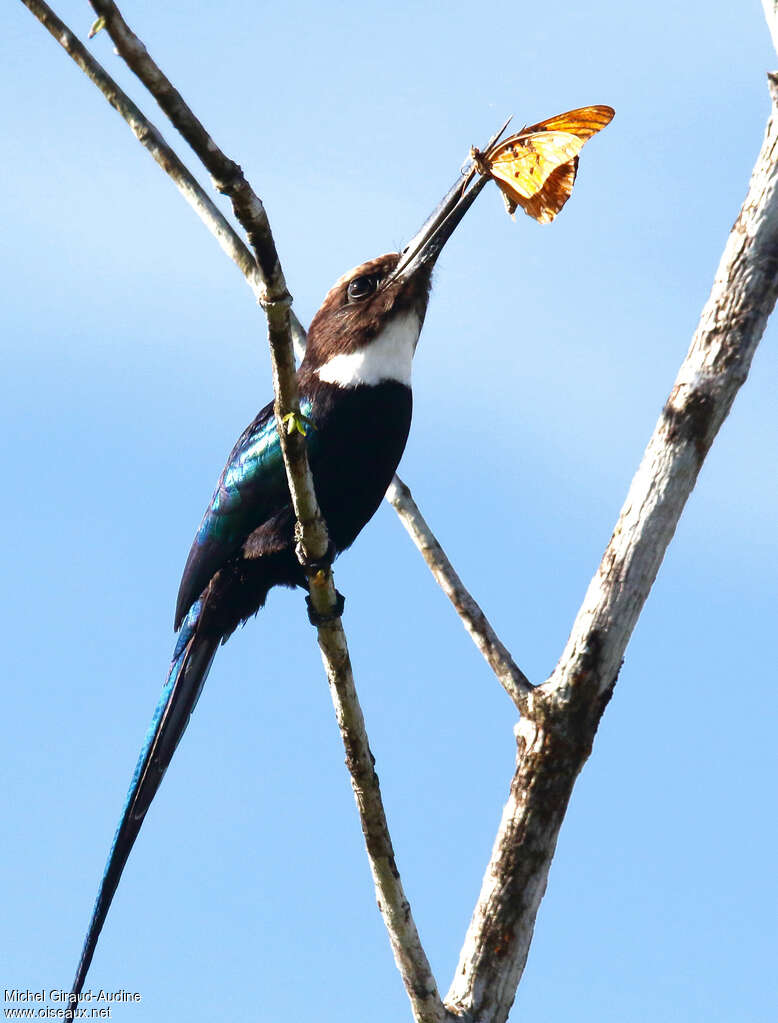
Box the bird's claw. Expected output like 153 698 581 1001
306 589 345 626
295 536 337 571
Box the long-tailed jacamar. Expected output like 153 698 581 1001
69 166 488 1001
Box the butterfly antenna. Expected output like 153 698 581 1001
488 114 513 149
460 114 514 191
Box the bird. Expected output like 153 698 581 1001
68 165 489 1006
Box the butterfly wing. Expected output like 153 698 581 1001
487 130 585 200
478 104 613 223
522 104 614 139
506 158 579 224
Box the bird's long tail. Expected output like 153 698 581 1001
68 600 218 1011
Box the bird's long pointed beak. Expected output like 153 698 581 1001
391 173 487 282
389 119 510 284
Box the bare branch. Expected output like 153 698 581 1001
86 0 286 306
34 4 770 1020
762 0 778 55
19 0 268 302
386 476 532 706
445 75 778 1023
79 1 321 561
314 608 447 1023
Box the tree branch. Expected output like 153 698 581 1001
763 0 778 55
86 0 296 321
81 0 321 561
386 476 532 706
22 2 443 1016
19 0 268 301
30 4 772 1021
314 614 447 1023
445 71 778 1023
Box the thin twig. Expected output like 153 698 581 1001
386 476 532 706
446 70 778 1023
19 0 267 302
85 0 306 354
88 0 285 300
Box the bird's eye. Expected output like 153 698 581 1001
347 275 377 302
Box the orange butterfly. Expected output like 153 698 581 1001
470 105 614 224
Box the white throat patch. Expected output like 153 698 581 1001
316 311 421 388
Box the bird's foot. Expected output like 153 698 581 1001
295 535 337 572
306 589 345 626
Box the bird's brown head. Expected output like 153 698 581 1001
301 254 432 386
300 165 487 390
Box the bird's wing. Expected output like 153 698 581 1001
174 398 316 629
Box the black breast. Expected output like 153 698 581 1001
307 379 412 553
190 378 412 640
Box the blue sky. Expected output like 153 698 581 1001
3 1 776 1020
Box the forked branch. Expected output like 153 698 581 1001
82 0 321 561
23 2 778 1022
444 70 778 1023
20 0 266 301
387 476 532 707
